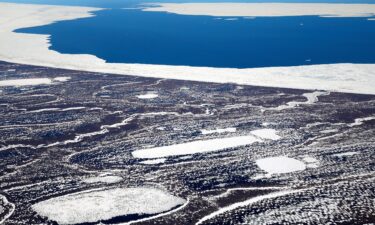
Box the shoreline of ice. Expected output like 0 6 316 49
143 3 375 18
0 3 375 95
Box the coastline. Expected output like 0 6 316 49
142 3 375 18
1 2 375 95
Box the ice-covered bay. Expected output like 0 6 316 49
0 3 375 95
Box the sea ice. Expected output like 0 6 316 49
0 3 375 95
143 3 375 18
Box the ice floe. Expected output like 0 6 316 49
32 187 185 225
132 129 280 159
0 3 375 95
256 156 307 175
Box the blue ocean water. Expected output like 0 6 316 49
17 8 375 68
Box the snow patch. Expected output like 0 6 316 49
53 76 70 82
82 175 123 184
196 188 306 225
0 76 71 87
0 195 15 224
140 158 167 165
302 156 320 168
0 78 52 86
333 151 359 157
348 116 375 127
137 93 158 99
320 129 338 134
266 91 329 111
201 127 236 135
250 129 281 140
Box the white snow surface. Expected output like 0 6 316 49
333 151 359 157
302 156 320 168
256 156 306 174
132 129 280 159
267 91 329 111
201 127 236 135
0 78 52 86
250 129 281 140
196 188 305 225
137 93 158 99
302 156 318 163
0 76 71 87
0 3 375 95
0 194 15 224
82 175 123 184
53 76 71 82
348 116 375 127
32 187 186 225
132 135 262 159
140 158 167 164
143 3 375 18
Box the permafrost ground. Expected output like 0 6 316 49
0 61 374 224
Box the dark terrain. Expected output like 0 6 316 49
0 61 374 225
